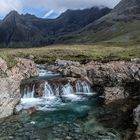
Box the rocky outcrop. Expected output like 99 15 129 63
7 58 39 81
50 60 140 103
0 57 39 119
0 78 20 118
104 86 129 103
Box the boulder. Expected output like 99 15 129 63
0 58 7 72
7 58 39 81
60 66 87 78
131 58 140 64
0 57 39 118
0 78 20 119
55 59 80 67
35 80 45 97
104 87 128 103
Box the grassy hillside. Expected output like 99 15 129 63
0 44 140 67
68 20 140 44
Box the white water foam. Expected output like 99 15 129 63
18 66 96 112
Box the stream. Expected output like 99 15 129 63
0 65 121 140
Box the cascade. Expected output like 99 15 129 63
23 85 35 98
62 83 74 95
22 80 92 99
43 82 55 97
76 80 91 93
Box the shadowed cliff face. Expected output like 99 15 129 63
0 7 111 47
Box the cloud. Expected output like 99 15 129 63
27 0 121 11
0 0 121 18
0 0 22 17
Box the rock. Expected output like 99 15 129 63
134 105 140 126
55 59 80 67
0 58 39 118
0 57 7 72
58 66 87 78
35 80 45 97
104 87 128 103
134 105 140 140
55 60 140 101
27 107 37 115
7 58 39 81
0 78 20 119
28 55 34 60
131 58 140 64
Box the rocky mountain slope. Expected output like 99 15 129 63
65 0 140 44
0 7 111 47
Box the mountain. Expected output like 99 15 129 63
63 0 140 44
0 7 111 47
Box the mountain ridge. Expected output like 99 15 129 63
0 7 111 47
62 0 140 44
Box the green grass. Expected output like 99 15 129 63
0 44 140 67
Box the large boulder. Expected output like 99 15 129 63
0 57 39 119
6 58 39 81
0 78 20 119
104 87 129 103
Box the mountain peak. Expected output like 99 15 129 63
4 10 20 21
7 10 19 17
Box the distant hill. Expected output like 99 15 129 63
0 7 111 47
62 0 140 44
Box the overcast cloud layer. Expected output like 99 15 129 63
0 0 121 18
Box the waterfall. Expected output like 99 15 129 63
23 85 35 98
76 80 91 93
43 82 54 97
19 66 96 112
22 80 92 99
62 83 74 95
81 81 91 93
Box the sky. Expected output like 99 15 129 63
0 0 121 19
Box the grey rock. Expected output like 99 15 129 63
0 58 39 118
55 59 81 67
0 78 20 119
104 87 128 103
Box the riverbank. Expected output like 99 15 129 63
0 55 140 139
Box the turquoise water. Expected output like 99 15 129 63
31 96 100 124
0 65 121 140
